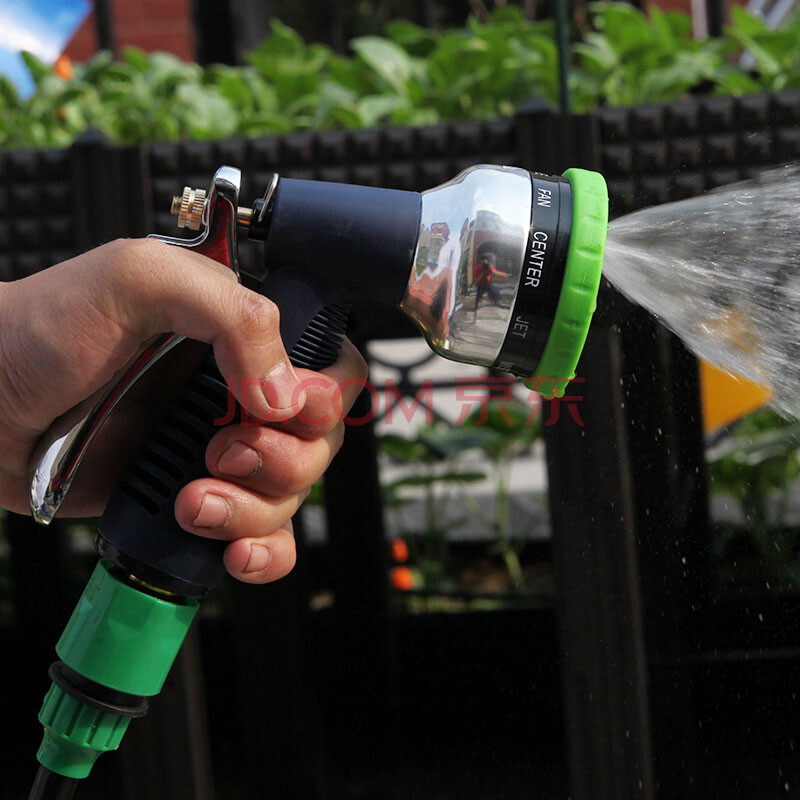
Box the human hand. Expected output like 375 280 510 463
0 238 367 583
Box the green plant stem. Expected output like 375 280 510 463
494 465 525 591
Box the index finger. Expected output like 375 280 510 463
273 338 368 439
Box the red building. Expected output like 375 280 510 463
64 0 196 62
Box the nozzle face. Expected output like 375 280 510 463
400 165 533 367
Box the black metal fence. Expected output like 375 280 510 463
2 89 800 800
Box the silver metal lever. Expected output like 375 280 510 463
29 166 243 524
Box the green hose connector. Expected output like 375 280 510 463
38 684 132 779
37 560 199 778
56 560 198 695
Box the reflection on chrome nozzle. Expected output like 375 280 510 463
400 165 532 368
400 164 574 379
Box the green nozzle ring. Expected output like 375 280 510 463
527 168 608 399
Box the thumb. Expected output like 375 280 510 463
105 239 306 421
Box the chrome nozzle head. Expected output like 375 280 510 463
399 166 567 375
399 164 607 396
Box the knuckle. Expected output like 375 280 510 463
252 443 303 495
102 238 168 292
107 237 161 269
100 238 135 281
237 292 280 337
281 455 310 494
267 468 294 497
302 420 330 440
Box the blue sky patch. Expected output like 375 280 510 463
0 0 90 96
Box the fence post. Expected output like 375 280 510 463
226 510 328 799
515 107 659 799
520 105 707 799
69 130 153 250
322 379 392 776
514 106 601 174
543 298 659 800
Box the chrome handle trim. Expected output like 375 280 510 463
30 166 243 524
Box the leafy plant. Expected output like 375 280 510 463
5 3 800 150
708 409 800 563
572 2 730 110
380 397 543 597
721 6 800 93
380 428 486 595
456 400 543 590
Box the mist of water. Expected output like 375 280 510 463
603 164 800 417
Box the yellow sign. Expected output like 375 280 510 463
700 361 771 432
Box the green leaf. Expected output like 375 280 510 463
351 36 413 94
265 18 306 58
638 50 717 103
649 6 678 51
663 9 693 38
729 5 769 37
20 51 51 85
591 2 651 53
733 32 781 78
387 470 486 491
242 71 277 112
489 5 525 24
419 427 501 457
714 68 765 95
380 434 440 463
174 83 237 139
238 111 294 136
355 94 403 126
0 75 21 109
384 20 437 57
211 68 253 113
80 50 115 83
123 47 151 73
574 34 619 72
708 422 800 466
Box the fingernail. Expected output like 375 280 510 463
244 543 271 573
217 442 261 478
263 360 305 410
193 493 230 528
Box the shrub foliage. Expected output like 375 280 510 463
2 3 800 149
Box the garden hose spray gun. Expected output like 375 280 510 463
26 164 608 796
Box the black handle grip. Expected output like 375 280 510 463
98 272 351 597
263 271 351 371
